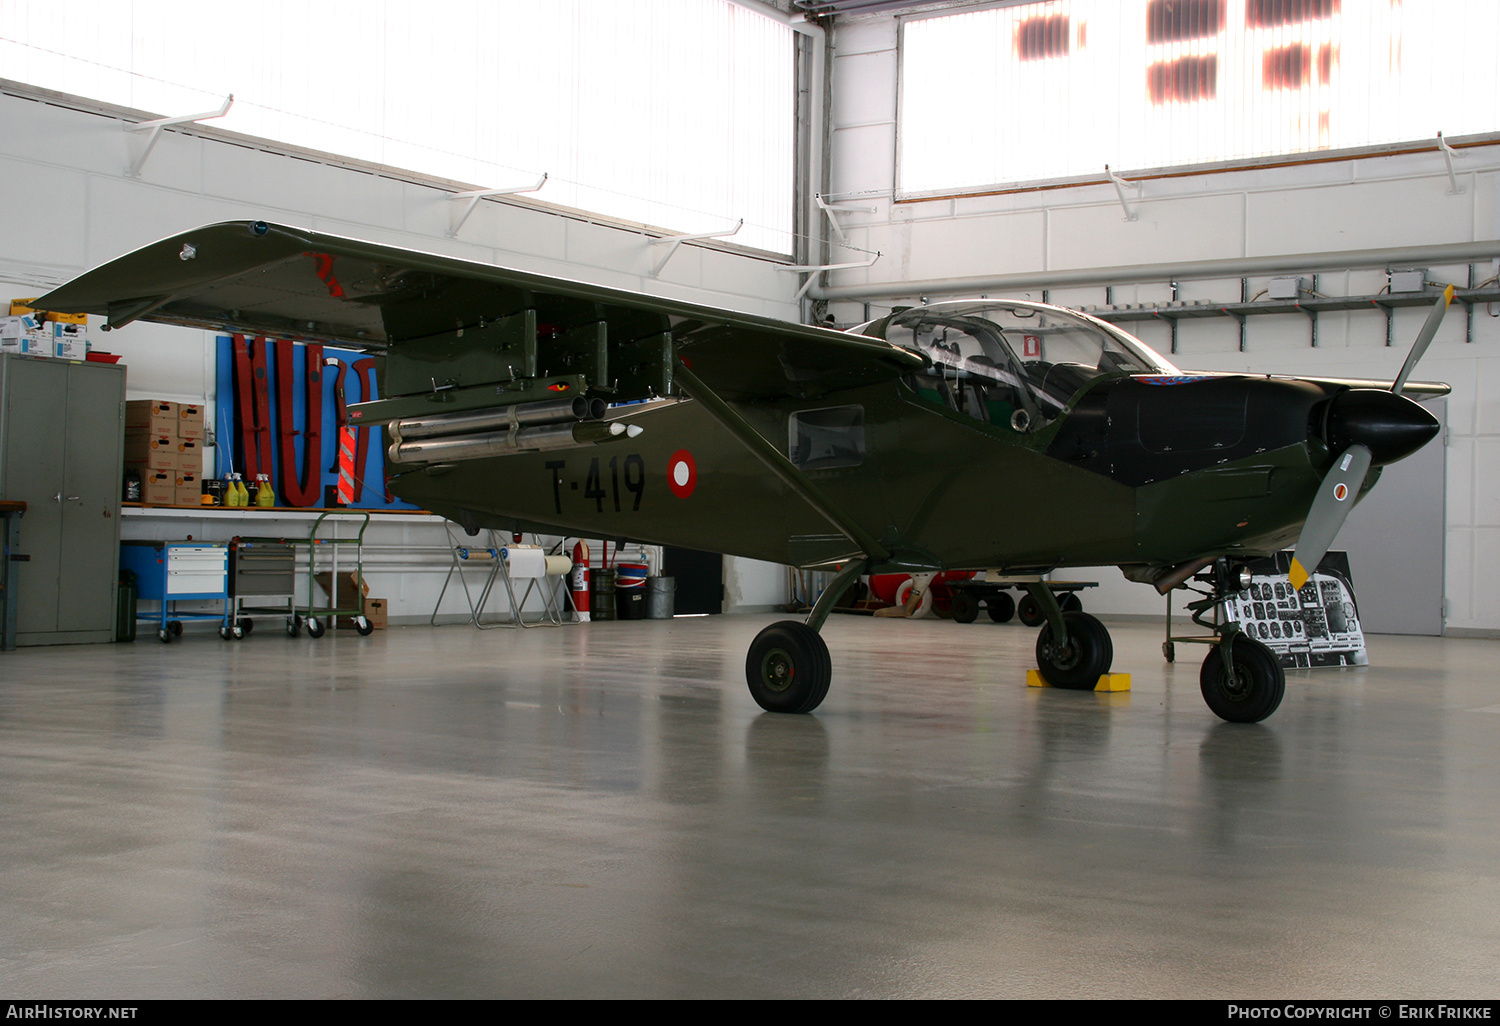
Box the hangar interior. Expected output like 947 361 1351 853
2 0 1499 999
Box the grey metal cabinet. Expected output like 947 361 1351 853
0 354 125 645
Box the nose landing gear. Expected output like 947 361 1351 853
1168 558 1286 723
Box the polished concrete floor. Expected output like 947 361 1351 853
2 613 1498 998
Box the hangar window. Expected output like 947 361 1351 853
789 407 865 470
0 0 795 254
899 0 1500 195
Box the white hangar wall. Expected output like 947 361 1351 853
0 83 793 618
821 15 1500 635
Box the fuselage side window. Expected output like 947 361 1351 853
789 405 865 470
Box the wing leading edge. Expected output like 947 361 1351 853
37 220 924 404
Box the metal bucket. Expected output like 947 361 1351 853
645 576 675 619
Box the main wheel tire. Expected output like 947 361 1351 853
746 620 832 714
354 615 375 636
1035 611 1114 690
305 617 325 639
951 590 979 624
1017 594 1045 628
1200 635 1285 723
986 592 1015 623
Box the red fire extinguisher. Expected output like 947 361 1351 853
570 540 591 622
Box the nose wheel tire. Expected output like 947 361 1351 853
1200 635 1285 723
1035 611 1114 690
746 620 832 714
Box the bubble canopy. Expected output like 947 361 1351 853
863 301 1180 429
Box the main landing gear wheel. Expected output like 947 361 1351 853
986 592 1015 623
1035 611 1114 690
951 590 979 624
746 620 832 714
1017 594 1045 628
1200 635 1285 723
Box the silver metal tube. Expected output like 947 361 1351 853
391 395 600 442
809 240 1500 302
390 420 630 464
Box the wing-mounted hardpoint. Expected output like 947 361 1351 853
354 296 675 466
32 220 681 469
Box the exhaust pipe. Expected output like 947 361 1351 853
390 420 643 464
388 396 606 444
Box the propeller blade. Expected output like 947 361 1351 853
1289 444 1373 591
1392 284 1455 396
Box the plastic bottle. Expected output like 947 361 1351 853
224 473 242 507
236 475 251 507
256 473 275 508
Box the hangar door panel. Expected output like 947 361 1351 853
1337 399 1445 636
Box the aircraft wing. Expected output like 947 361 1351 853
36 220 923 403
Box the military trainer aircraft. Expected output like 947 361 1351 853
37 221 1453 723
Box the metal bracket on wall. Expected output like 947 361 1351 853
125 94 233 178
814 193 877 246
1437 132 1465 195
1104 164 1141 222
780 252 881 302
447 173 549 238
648 219 743 278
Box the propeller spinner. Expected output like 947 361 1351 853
1288 284 1454 590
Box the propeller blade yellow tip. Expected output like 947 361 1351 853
1288 559 1309 591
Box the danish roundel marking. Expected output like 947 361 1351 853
668 449 697 498
1333 483 1349 502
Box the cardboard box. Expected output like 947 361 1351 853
124 429 180 472
315 571 370 609
0 314 52 356
177 404 204 440
140 471 175 505
10 299 86 325
174 472 201 506
126 400 179 435
175 438 204 473
52 322 88 361
340 597 387 630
